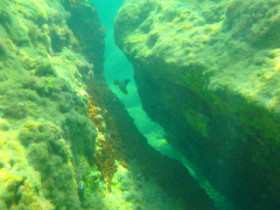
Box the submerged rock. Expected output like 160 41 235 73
0 0 101 208
115 0 280 209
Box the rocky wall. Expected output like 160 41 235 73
0 0 101 208
115 0 280 209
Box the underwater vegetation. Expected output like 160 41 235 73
87 96 126 192
0 0 103 208
115 0 280 209
18 122 81 209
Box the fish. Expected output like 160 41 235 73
114 79 130 94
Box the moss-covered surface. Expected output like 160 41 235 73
115 0 280 209
0 127 54 209
0 0 100 208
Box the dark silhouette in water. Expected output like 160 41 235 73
114 79 130 94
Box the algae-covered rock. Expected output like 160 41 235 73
115 0 280 209
3 103 27 120
63 0 105 74
0 0 102 208
35 58 57 77
0 133 54 209
19 122 81 209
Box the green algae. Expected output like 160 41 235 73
19 121 81 209
0 0 100 208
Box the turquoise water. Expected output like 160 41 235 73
1 0 280 209
91 0 180 159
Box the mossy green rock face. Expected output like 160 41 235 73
19 122 81 209
0 0 102 209
115 0 280 209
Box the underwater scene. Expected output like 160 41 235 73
1 0 280 209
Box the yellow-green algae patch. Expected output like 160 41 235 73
0 125 54 209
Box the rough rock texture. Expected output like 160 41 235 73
115 0 280 209
0 0 101 208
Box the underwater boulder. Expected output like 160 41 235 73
115 0 280 209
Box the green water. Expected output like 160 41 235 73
91 0 180 159
1 0 280 209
